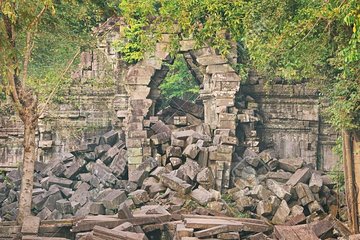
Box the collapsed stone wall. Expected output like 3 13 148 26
241 75 339 171
0 20 124 168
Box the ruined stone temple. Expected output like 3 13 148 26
0 17 339 179
0 17 348 239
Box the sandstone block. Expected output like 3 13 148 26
266 179 291 201
309 172 323 193
101 190 127 210
128 190 150 205
190 187 212 206
272 200 290 225
286 167 312 186
278 158 304 172
160 173 192 195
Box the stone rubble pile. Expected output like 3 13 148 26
229 149 348 225
0 98 348 239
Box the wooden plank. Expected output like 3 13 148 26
0 225 21 234
284 213 306 226
176 223 194 238
72 214 171 232
274 225 319 240
184 218 243 231
181 214 267 225
93 225 146 240
310 219 333 237
217 231 240 239
22 237 70 240
194 225 229 238
184 217 271 233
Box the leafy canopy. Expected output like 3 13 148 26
159 54 199 105
118 0 359 131
0 0 119 104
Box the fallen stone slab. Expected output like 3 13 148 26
309 172 323 193
101 190 127 210
183 144 200 159
286 167 312 186
21 216 40 235
190 187 212 206
100 130 119 146
129 190 150 206
63 159 86 179
160 173 192 195
266 179 291 201
274 224 319 240
295 183 315 206
272 200 290 225
278 158 304 173
196 168 215 190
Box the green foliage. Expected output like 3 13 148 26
117 0 359 131
159 54 199 105
239 0 360 130
221 193 251 218
117 0 244 63
112 21 151 64
0 0 118 104
329 136 345 191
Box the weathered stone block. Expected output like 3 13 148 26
257 200 273 217
160 173 192 195
102 145 121 165
89 202 105 215
266 171 292 183
169 157 182 168
101 190 126 210
278 158 304 172
196 55 227 66
286 167 311 186
190 187 212 206
309 172 323 193
295 183 315 206
100 130 119 146
183 144 200 159
94 144 111 158
178 159 201 181
109 149 127 177
128 189 149 205
48 176 73 189
55 199 72 214
272 200 290 225
196 168 215 190
266 179 291 201
129 169 149 187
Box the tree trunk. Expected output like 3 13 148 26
342 130 359 234
17 111 38 224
